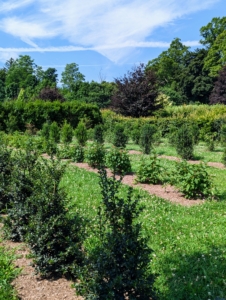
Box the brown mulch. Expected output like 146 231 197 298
0 238 82 300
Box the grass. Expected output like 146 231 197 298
61 165 226 300
0 244 20 300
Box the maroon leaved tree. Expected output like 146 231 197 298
37 87 65 102
110 63 159 117
209 65 226 104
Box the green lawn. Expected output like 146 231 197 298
61 165 226 300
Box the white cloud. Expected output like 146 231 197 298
0 0 219 61
0 0 34 13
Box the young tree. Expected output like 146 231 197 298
61 63 85 91
111 63 159 117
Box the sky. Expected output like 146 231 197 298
0 0 225 83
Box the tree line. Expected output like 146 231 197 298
0 16 225 116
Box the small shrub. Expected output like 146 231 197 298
0 145 13 212
26 157 84 277
40 122 50 140
112 124 128 148
222 147 226 166
139 124 157 154
71 145 84 162
176 160 216 199
75 121 88 146
49 121 60 143
220 124 226 146
61 121 73 144
42 139 58 156
174 124 194 160
93 124 104 144
105 147 131 175
131 127 140 145
76 168 155 299
85 143 105 168
136 154 163 184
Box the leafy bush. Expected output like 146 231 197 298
220 124 226 146
71 145 84 162
112 124 128 148
131 126 140 145
105 147 131 175
61 121 73 144
4 146 39 242
135 154 163 184
49 121 60 143
26 157 84 277
93 124 104 144
176 160 216 199
85 143 106 168
222 147 226 166
0 145 13 212
76 168 155 299
75 121 88 146
139 124 157 154
174 124 194 159
40 122 50 140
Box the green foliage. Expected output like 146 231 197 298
93 124 104 144
4 145 39 242
40 122 50 140
0 145 13 212
49 121 60 143
76 168 155 299
61 121 73 144
75 121 88 146
222 147 226 166
113 124 128 148
174 124 194 159
85 143 105 168
135 154 164 184
0 246 20 300
176 160 216 199
26 157 84 277
139 124 157 154
42 139 57 156
71 145 84 162
105 147 131 175
220 124 226 146
131 125 140 145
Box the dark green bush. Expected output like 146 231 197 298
174 124 194 160
61 121 73 144
220 124 226 146
40 122 50 140
26 157 84 277
0 145 13 212
85 143 105 168
75 121 88 146
131 126 140 145
93 124 104 144
139 124 157 154
135 154 163 184
76 168 155 299
112 124 128 148
105 147 131 175
222 147 226 166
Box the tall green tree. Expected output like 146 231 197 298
61 63 85 91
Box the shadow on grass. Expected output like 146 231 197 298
155 246 226 300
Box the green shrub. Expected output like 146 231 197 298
42 139 58 156
76 168 155 299
174 124 194 160
71 145 84 163
135 154 163 184
75 121 88 146
112 124 128 148
85 143 105 168
93 124 104 144
49 121 60 143
176 160 216 199
61 121 73 144
222 147 226 166
131 127 140 145
139 124 157 154
105 147 131 175
0 145 13 212
220 124 226 146
40 122 50 140
26 157 84 277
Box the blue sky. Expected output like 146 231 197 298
0 0 225 83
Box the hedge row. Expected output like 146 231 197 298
102 107 226 141
0 100 102 132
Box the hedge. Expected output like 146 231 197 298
0 100 102 132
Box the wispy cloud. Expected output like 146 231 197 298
0 0 219 61
0 0 34 13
